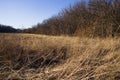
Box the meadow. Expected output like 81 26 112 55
0 33 120 80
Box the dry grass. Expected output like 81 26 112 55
0 33 120 80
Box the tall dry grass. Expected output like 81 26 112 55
0 33 120 80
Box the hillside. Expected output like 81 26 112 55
0 33 120 80
0 24 19 33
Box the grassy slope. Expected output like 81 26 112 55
0 33 120 80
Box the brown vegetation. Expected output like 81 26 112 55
0 33 120 80
24 0 120 37
0 1 120 79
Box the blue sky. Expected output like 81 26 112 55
0 0 80 29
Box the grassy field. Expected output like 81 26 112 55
0 33 120 80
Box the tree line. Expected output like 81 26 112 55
24 0 120 37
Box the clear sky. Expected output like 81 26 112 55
0 0 80 29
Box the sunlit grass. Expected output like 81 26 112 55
0 33 120 80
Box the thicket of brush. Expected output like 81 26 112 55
24 0 120 37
